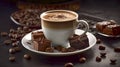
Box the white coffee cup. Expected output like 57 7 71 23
40 10 89 48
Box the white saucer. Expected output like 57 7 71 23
21 29 97 56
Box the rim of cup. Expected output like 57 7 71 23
40 10 78 22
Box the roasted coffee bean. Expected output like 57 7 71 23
9 56 15 62
12 42 18 47
24 54 31 60
96 56 101 62
79 57 86 63
99 45 105 50
11 38 17 42
97 39 101 44
64 62 74 67
23 26 29 31
0 32 8 36
9 48 16 54
8 33 13 38
17 27 22 31
9 29 15 33
100 52 106 58
4 40 12 45
114 47 120 53
45 47 54 52
110 59 117 65
14 47 21 52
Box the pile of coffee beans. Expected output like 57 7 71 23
11 9 41 27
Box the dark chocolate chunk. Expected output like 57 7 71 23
99 45 106 50
24 54 31 60
79 57 86 63
96 56 101 62
64 62 74 67
9 56 15 62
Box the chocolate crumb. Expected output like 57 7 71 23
64 62 74 67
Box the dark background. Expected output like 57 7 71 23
0 0 120 67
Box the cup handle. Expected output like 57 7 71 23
76 20 89 35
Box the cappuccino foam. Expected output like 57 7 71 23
43 11 76 22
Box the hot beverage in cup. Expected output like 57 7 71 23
40 10 89 48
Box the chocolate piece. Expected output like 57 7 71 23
114 47 120 53
9 56 15 62
96 21 116 32
103 24 120 35
110 59 117 65
45 47 54 52
64 62 74 67
0 32 8 36
79 57 86 63
99 45 106 50
4 40 12 45
31 31 45 41
69 34 89 50
96 56 101 62
9 48 16 54
24 54 31 60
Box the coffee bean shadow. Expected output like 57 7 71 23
28 49 94 66
96 34 120 48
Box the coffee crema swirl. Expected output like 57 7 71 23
43 11 76 22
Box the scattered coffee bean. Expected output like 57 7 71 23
14 47 21 52
0 32 8 36
9 56 15 62
24 54 31 60
8 33 13 38
100 52 106 58
4 40 12 45
96 56 101 62
45 47 54 52
114 47 120 53
96 39 101 44
110 59 117 65
9 48 16 54
99 45 105 50
9 29 15 33
79 57 86 63
64 62 74 67
12 42 18 47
